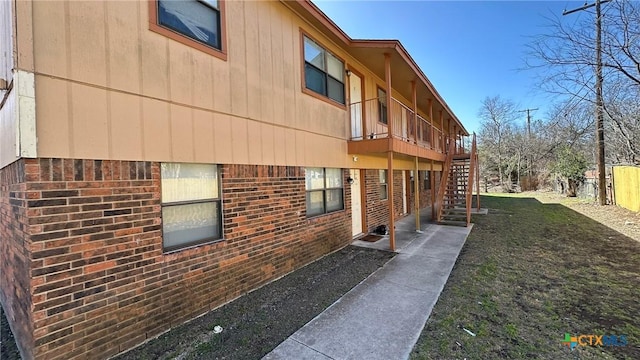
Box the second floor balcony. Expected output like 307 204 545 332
348 96 465 160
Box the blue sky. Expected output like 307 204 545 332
313 0 593 133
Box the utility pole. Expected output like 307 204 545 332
563 0 609 205
518 108 538 139
518 108 538 182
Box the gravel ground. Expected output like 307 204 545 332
1 245 393 360
114 245 394 360
1 306 21 360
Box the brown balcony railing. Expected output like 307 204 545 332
389 98 415 142
349 97 449 153
349 97 388 140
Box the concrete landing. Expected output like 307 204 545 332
471 208 488 215
351 209 436 252
263 220 472 360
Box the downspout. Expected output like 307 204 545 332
428 99 433 150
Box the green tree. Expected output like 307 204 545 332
553 146 588 197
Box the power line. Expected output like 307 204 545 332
563 0 609 206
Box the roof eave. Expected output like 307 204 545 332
286 0 469 135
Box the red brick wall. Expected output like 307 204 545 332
364 169 404 233
406 171 432 216
25 158 160 359
392 170 404 218
363 169 443 234
0 159 34 360
222 165 351 300
2 159 352 360
417 170 433 210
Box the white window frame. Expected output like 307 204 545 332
160 163 223 252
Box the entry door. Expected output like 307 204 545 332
350 169 363 236
350 72 363 139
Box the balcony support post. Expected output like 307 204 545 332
439 110 444 152
448 119 452 152
384 53 393 140
414 157 420 230
387 151 395 251
453 124 458 154
431 159 436 220
384 53 395 251
411 80 420 231
428 98 433 149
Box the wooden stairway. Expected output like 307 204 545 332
440 156 471 226
436 134 478 227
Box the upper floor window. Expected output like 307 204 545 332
150 0 226 59
303 35 345 105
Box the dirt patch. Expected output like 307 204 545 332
114 245 394 360
1 306 21 360
411 194 640 360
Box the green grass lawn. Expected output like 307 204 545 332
412 194 640 360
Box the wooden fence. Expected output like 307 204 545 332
612 166 640 212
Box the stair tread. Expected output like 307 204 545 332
438 220 468 227
443 214 467 219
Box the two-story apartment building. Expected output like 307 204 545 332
0 1 472 359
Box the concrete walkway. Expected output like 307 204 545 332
264 213 473 360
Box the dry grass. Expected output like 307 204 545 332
528 191 640 243
412 194 640 359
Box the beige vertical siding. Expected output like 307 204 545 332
33 0 386 168
30 0 442 169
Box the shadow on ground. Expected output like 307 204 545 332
412 195 640 360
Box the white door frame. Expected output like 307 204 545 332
350 169 363 237
402 170 407 214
